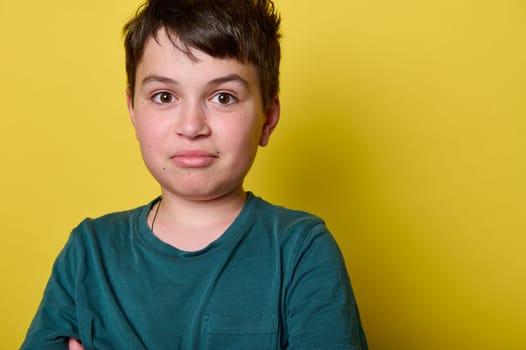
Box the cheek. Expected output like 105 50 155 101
135 123 162 158
223 121 262 150
135 115 162 142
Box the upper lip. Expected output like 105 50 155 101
171 150 218 158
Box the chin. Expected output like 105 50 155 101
153 168 247 201
163 184 242 202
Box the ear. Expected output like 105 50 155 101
259 97 280 147
126 88 137 128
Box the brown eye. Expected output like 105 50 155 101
212 92 237 105
217 93 231 104
152 91 175 104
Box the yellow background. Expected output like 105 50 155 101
1 0 525 348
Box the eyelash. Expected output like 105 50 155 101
210 92 238 106
151 91 176 105
149 91 238 106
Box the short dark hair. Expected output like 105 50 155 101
124 0 281 108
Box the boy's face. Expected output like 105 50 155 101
127 30 280 202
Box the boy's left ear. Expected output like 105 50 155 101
259 97 280 147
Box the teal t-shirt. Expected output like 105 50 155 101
22 193 367 349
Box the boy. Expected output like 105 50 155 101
22 0 367 349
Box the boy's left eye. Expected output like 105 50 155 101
211 92 237 105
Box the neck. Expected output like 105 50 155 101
147 188 247 251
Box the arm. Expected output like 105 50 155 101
21 232 83 349
68 338 84 350
283 223 368 350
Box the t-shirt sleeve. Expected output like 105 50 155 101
283 222 368 350
21 229 84 350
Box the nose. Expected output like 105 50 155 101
175 101 211 138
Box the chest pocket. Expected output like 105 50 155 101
202 313 278 349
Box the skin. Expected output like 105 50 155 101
68 338 83 350
68 28 279 349
127 29 280 251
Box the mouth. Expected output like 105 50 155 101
170 150 219 168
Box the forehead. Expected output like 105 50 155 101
135 30 260 87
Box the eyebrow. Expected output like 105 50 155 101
141 75 178 87
207 74 249 89
140 74 249 89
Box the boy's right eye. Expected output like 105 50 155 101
152 91 176 105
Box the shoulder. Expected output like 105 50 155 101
247 193 340 257
248 192 325 231
67 198 157 249
78 199 155 231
